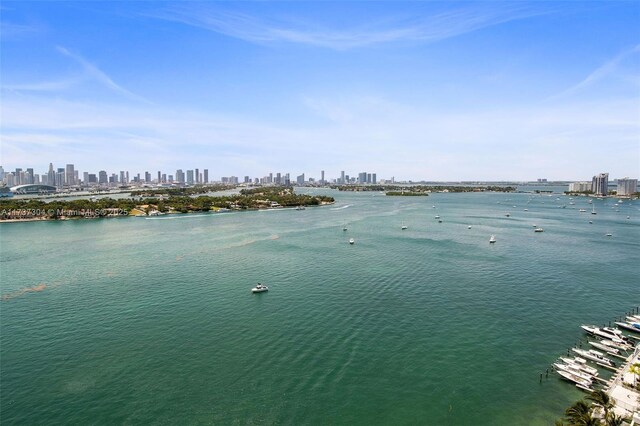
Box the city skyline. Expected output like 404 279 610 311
1 2 639 180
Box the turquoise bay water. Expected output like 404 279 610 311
1 190 638 424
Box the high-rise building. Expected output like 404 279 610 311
157 171 161 183
145 172 151 183
176 169 185 184
83 172 89 184
297 173 305 185
569 182 590 192
186 170 194 185
358 172 367 184
372 173 377 184
56 169 65 188
0 165 4 181
195 168 199 184
340 171 345 184
48 163 55 187
616 178 638 196
591 173 609 196
204 169 209 184
66 164 75 186
120 171 126 184
99 171 108 184
276 172 281 185
244 176 250 183
321 170 325 184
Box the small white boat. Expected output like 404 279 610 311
579 209 586 212
581 325 628 342
571 348 615 367
467 225 472 229
606 233 612 237
295 205 306 210
559 357 598 376
401 222 407 230
553 363 595 382
349 238 355 245
557 369 593 388
588 341 619 355
434 215 440 219
505 213 510 217
251 283 269 293
534 228 544 233
598 338 632 352
589 221 593 224
615 321 640 334
489 235 496 244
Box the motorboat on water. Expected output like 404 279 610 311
581 325 628 342
434 215 440 219
251 283 269 293
627 315 640 323
556 369 593 389
588 341 619 355
401 223 407 230
349 238 355 245
559 357 598 377
615 321 640 334
571 348 615 367
534 228 544 233
489 235 496 244
579 209 586 212
553 362 594 382
598 338 632 352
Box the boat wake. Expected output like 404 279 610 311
330 205 351 211
1 283 48 301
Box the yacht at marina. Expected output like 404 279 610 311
571 348 615 367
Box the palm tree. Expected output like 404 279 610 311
605 413 625 426
565 400 593 425
586 390 614 418
629 362 640 389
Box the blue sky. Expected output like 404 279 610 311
1 1 639 181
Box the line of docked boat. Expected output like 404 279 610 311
554 356 599 392
553 321 639 392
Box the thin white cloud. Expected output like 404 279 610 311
551 44 640 99
55 46 152 104
151 4 547 50
2 77 83 93
0 21 40 38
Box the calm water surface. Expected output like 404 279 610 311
1 190 638 424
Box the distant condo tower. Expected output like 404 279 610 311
591 172 609 196
617 177 638 196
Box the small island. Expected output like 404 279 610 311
0 187 334 222
332 185 516 193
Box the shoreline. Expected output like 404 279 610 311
0 202 335 224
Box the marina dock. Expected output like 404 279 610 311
548 308 640 422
